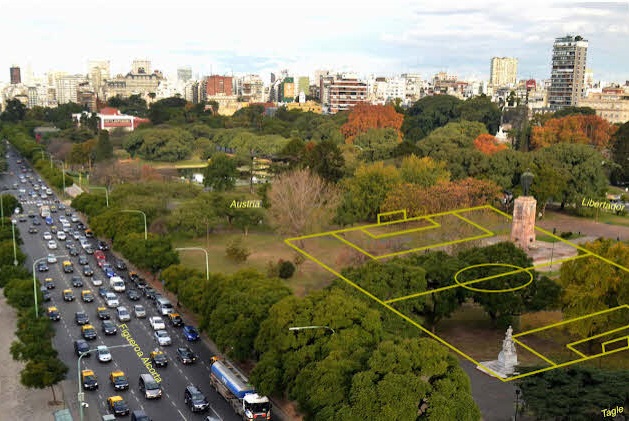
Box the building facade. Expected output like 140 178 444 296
177 67 192 83
577 86 629 123
56 74 86 104
205 75 233 96
490 57 518 87
548 35 588 110
10 66 21 84
324 74 368 114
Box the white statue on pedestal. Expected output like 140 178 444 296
477 325 518 378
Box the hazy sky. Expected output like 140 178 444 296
1 0 627 83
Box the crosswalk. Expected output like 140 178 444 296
20 200 58 206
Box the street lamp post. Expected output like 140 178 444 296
175 247 209 280
32 254 68 318
120 210 147 240
288 325 335 335
78 344 132 421
11 219 18 266
89 186 109 207
53 160 66 198
550 228 556 270
514 387 521 421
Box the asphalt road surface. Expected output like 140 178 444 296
2 145 246 421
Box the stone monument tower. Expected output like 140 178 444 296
511 169 536 251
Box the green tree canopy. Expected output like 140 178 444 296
457 94 502 135
203 153 238 191
302 139 345 183
123 127 193 161
402 95 462 142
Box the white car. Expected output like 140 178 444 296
97 345 111 362
105 292 119 308
46 254 57 264
154 330 172 346
71 214 79 223
117 306 131 322
91 278 103 286
134 304 146 318
46 188 53 195
57 231 66 241
47 240 58 250
43 232 52 240
149 316 165 331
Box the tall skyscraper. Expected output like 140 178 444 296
489 57 517 87
10 65 21 84
177 67 192 83
549 35 588 110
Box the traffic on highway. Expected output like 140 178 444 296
2 144 265 421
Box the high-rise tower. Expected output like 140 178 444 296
548 35 588 110
489 57 517 87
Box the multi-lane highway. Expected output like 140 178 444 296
2 144 244 421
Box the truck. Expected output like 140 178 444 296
109 276 126 292
40 205 51 218
209 356 272 420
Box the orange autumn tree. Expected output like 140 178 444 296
382 178 502 217
473 133 508 155
530 114 618 150
340 103 404 144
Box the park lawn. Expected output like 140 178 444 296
173 230 336 296
595 212 629 228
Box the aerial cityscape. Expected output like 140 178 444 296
0 1 628 421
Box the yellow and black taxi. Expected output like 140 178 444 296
109 370 129 391
46 306 61 321
62 260 74 273
150 349 168 367
81 369 98 391
43 277 55 289
106 396 129 416
167 313 184 327
97 306 111 320
81 290 94 303
81 324 97 340
62 288 75 302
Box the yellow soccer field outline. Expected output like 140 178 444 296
285 204 629 382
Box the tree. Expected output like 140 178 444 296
20 356 68 403
1 99 27 122
203 153 238 191
267 169 340 238
93 130 113 162
611 121 629 184
336 162 401 224
353 128 401 161
123 127 193 161
232 207 264 236
340 103 404 143
473 133 508 155
302 139 345 183
458 94 502 135
530 114 618 150
402 95 462 142
115 233 179 278
558 239 629 339
399 155 451 187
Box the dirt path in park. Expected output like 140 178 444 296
0 293 67 420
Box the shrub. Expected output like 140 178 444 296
278 260 295 279
226 238 250 263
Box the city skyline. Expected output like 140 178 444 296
1 0 628 84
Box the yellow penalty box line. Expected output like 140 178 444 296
377 209 407 224
361 217 440 239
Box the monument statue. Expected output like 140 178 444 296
520 169 534 196
477 325 519 378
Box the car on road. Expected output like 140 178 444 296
56 231 66 241
104 266 116 279
98 240 109 251
150 349 168 367
116 306 131 322
75 311 89 325
81 290 94 302
37 261 49 272
28 225 38 234
84 245 94 254
168 313 184 327
72 230 81 240
97 307 111 320
47 240 57 250
32 217 41 225
81 369 99 391
91 278 103 286
47 306 61 321
97 345 112 362
71 214 79 223
70 276 83 288
74 339 90 357
47 254 57 264
126 289 140 301
62 289 75 302
98 287 110 298
115 259 127 270
40 288 51 302
77 221 85 230
81 324 97 340
102 319 117 335
176 347 197 365
82 265 94 276
154 330 172 346
43 278 55 289
105 292 119 308
149 316 165 330
130 410 150 421
184 385 209 413
106 395 129 416
42 231 52 240
134 304 146 318
78 254 88 265
143 287 157 300
109 370 129 391
68 246 79 256
183 325 200 341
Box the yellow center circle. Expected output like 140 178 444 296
453 263 533 293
